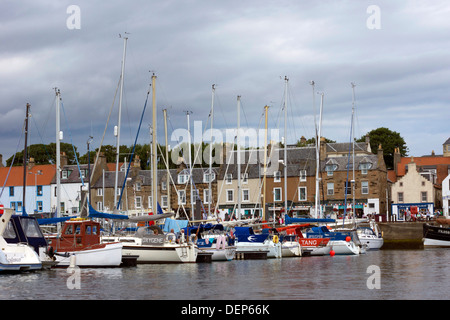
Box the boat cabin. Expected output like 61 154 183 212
53 218 102 251
2 215 48 253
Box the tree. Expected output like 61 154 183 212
357 127 408 169
6 142 79 166
296 136 335 147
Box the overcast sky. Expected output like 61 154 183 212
1 0 449 166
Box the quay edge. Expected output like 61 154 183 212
378 222 424 249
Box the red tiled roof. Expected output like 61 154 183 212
0 164 56 187
387 170 397 183
396 156 450 185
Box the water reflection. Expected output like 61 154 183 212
1 249 449 300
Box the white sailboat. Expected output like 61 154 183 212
102 73 197 263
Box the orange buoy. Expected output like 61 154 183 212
330 250 335 256
346 236 351 242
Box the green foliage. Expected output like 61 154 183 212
356 127 409 169
6 142 79 166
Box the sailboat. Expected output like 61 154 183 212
0 207 42 272
101 71 197 263
45 89 124 267
330 83 367 255
3 103 58 268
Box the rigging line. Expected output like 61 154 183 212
89 76 121 182
117 85 151 208
31 115 53 163
60 101 85 186
0 124 25 199
156 142 190 220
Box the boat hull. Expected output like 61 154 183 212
281 241 302 257
54 242 123 267
330 240 360 255
299 238 331 256
359 236 384 250
0 243 42 272
122 244 197 263
423 223 450 247
199 247 236 261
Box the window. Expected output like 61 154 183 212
298 187 307 201
226 190 234 202
326 165 336 176
60 202 65 214
10 202 16 211
62 170 68 179
398 192 404 203
421 192 427 202
162 181 167 191
97 202 103 211
148 196 153 209
273 188 282 202
327 183 334 196
359 162 372 175
361 181 369 194
300 170 307 182
191 189 200 204
16 201 22 213
226 173 232 184
203 169 216 183
9 186 14 196
274 171 281 182
36 201 43 212
178 170 190 184
242 189 249 202
242 173 248 184
36 185 43 196
161 196 168 208
178 190 186 205
203 189 210 204
135 196 142 209
97 188 103 196
135 182 141 191
116 188 121 196
344 182 351 195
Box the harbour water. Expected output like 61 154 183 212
1 248 449 301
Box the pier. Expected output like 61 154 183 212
378 222 424 249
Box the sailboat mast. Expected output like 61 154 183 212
55 88 62 234
23 103 30 216
114 35 128 210
283 76 288 222
163 108 171 212
151 74 157 214
315 92 324 219
351 82 356 226
237 95 241 221
262 105 269 222
208 84 215 217
186 110 193 220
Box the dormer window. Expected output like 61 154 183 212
203 169 216 183
178 169 190 184
62 170 68 179
359 161 373 175
325 160 338 176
